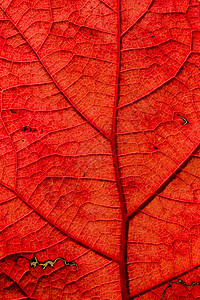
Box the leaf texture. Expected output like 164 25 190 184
0 0 200 299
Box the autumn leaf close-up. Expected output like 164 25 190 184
0 0 200 299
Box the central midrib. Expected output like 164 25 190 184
111 1 129 299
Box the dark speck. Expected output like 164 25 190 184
21 126 36 133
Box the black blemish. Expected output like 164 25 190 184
10 109 17 113
154 146 158 149
21 126 36 132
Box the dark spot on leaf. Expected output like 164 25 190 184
154 146 158 149
21 126 36 132
127 180 138 191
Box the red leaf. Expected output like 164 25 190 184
0 0 200 299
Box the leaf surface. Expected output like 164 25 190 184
0 0 200 299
